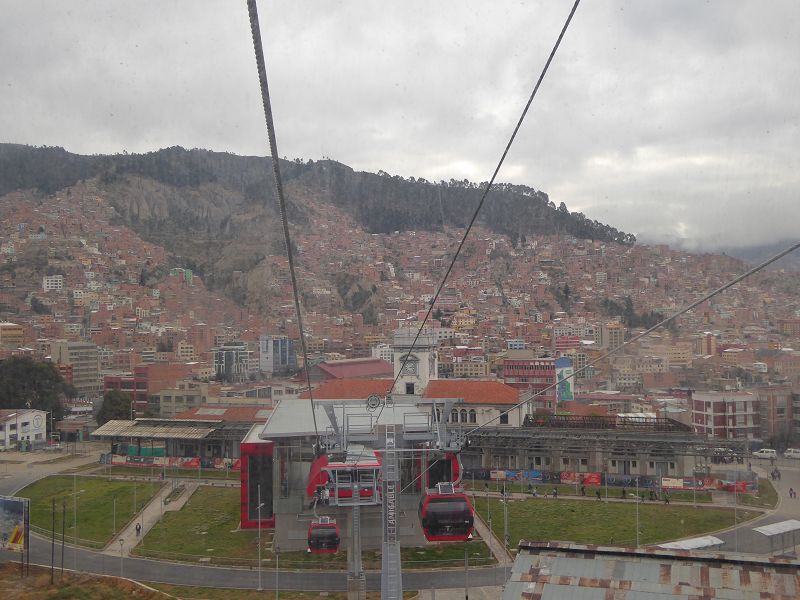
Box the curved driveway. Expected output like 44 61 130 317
3 452 797 591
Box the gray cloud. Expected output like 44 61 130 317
1 0 798 250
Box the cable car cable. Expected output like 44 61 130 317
246 0 320 441
399 241 800 494
382 0 583 410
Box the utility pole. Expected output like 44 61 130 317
73 475 77 571
275 544 280 600
257 484 263 591
635 476 640 548
50 498 55 584
60 499 65 578
464 540 469 600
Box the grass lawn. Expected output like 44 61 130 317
135 487 263 566
463 481 713 503
101 465 239 480
136 486 494 570
739 479 778 509
473 496 758 548
17 476 160 548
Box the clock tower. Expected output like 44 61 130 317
392 328 438 396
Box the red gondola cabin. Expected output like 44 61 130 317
418 482 474 542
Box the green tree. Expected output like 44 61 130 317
0 357 66 421
96 389 133 425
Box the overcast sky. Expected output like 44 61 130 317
2 1 799 250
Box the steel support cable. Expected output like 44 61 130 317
384 0 583 407
247 0 319 440
401 239 800 494
464 239 800 438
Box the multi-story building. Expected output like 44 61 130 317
42 274 64 292
214 342 254 383
755 384 795 441
259 335 297 376
598 322 626 350
452 359 489 378
501 350 556 412
692 391 759 440
0 408 48 450
49 340 100 401
371 342 394 363
0 322 24 347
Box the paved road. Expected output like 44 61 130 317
716 461 800 555
1 535 507 592
3 449 794 592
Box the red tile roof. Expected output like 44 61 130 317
316 358 393 379
173 405 271 422
424 380 519 405
300 379 394 400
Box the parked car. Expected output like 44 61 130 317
752 448 777 459
784 448 800 459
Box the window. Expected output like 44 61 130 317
460 410 467 423
499 413 509 425
468 409 476 424
533 456 542 466
649 461 655 469
451 409 458 423
631 461 638 468
580 458 588 467
611 460 617 467
405 383 415 394
562 457 570 466
669 462 676 470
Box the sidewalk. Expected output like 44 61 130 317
101 481 198 557
472 506 513 565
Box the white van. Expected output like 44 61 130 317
752 448 777 459
784 448 800 459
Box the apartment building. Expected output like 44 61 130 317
691 391 759 440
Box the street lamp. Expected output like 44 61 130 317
274 544 280 600
257 484 263 592
635 476 640 548
118 538 124 577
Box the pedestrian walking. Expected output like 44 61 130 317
622 487 626 499
663 492 670 504
135 522 141 537
552 487 558 499
580 485 586 497
596 489 601 501
789 488 795 499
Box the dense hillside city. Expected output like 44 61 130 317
0 149 799 449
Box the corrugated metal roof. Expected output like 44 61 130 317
658 535 724 550
91 420 213 440
753 519 800 537
503 542 800 600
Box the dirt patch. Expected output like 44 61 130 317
0 562 171 599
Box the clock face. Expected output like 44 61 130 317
33 415 43 428
401 360 418 376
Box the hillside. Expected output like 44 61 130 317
0 144 634 313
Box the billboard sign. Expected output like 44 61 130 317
555 357 574 402
0 496 26 552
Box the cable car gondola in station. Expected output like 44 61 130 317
307 516 341 554
418 482 475 542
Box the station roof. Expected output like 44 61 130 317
260 397 456 439
657 535 724 550
503 541 800 600
91 419 214 440
753 519 800 537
